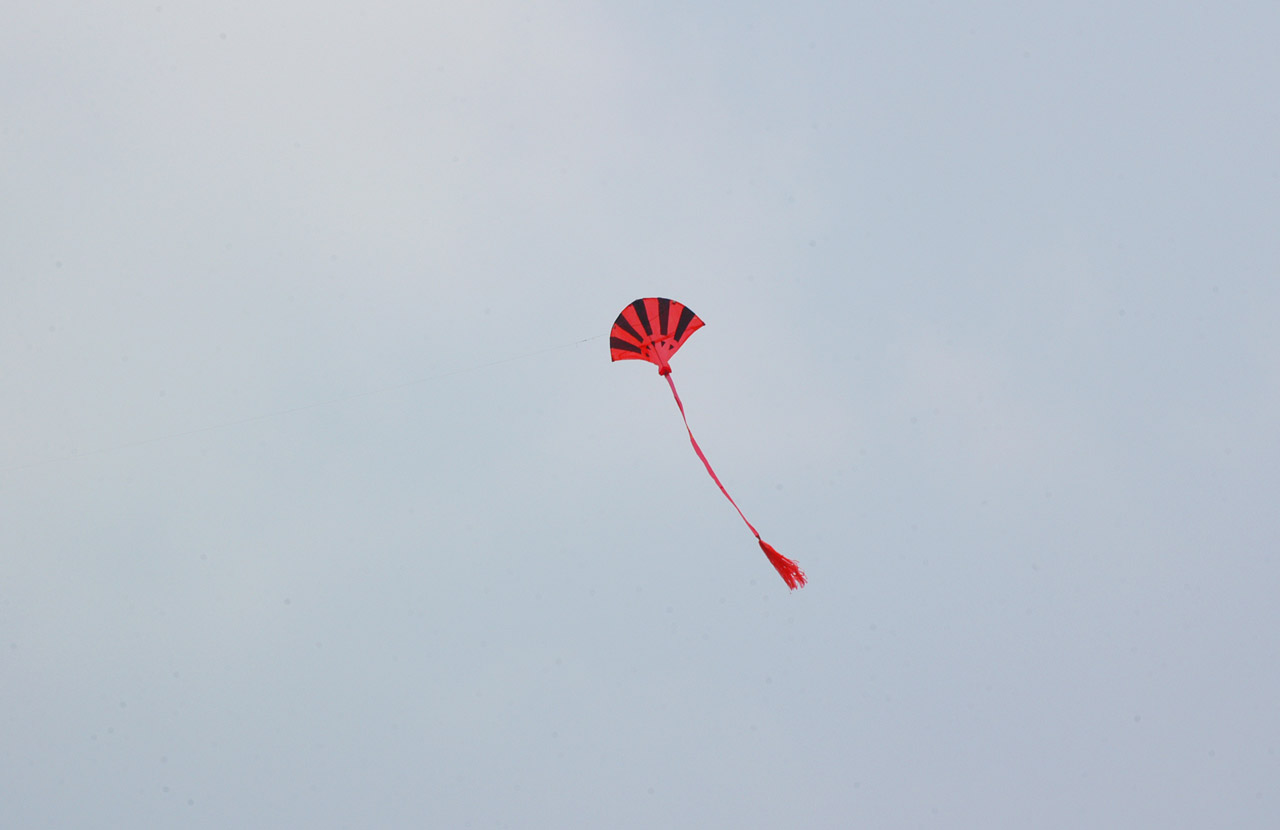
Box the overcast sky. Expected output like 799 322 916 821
3 2 1279 827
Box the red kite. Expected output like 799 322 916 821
611 298 807 589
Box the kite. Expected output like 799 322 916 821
610 298 807 590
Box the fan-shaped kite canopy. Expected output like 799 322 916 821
609 297 704 375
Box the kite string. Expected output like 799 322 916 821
664 371 761 540
5 333 606 472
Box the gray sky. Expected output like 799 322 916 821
3 2 1278 827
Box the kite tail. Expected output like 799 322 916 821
664 372 807 590
760 540 807 590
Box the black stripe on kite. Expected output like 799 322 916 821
673 305 696 343
613 314 643 344
657 297 671 335
609 337 643 354
631 299 653 336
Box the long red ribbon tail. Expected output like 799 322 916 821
663 371 807 590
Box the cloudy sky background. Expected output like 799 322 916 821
4 2 1279 827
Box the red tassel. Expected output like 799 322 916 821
760 540 807 590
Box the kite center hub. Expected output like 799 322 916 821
649 337 675 375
